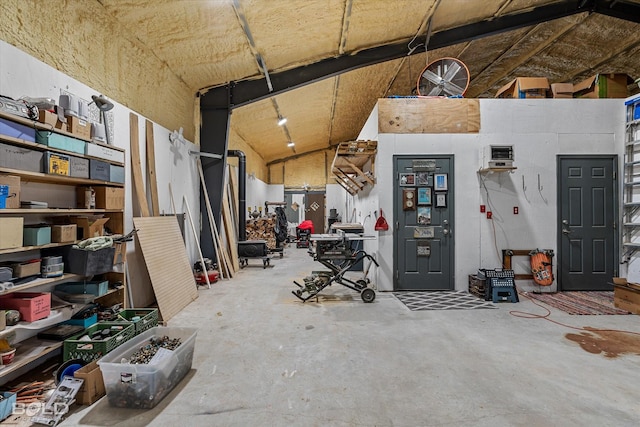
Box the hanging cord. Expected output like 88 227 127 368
510 292 640 337
479 172 505 267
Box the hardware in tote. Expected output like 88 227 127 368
292 230 378 303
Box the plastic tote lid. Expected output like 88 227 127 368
374 209 389 231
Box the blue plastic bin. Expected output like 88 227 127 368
0 185 7 209
64 313 98 328
0 391 16 421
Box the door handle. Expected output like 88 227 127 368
562 219 571 235
442 219 450 236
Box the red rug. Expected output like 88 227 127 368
525 291 630 315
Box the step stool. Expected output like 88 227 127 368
491 285 519 303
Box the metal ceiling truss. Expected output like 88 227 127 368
200 0 639 109
198 0 639 250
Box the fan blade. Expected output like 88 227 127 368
427 85 444 96
442 80 466 96
440 62 461 83
421 68 444 86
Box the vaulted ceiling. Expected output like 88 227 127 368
98 0 640 164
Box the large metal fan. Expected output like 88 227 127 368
416 57 470 97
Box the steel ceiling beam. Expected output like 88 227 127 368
592 0 640 23
200 0 604 109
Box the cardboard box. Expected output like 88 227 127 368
66 116 91 140
613 283 640 314
23 225 51 246
38 109 68 132
0 117 36 142
550 83 574 99
51 224 77 243
0 175 20 209
80 186 125 210
8 259 41 278
85 143 125 164
0 217 23 249
90 159 110 181
573 73 631 98
70 216 109 239
44 151 70 176
0 311 5 333
74 360 106 405
0 142 43 173
95 187 124 209
0 292 51 322
496 77 550 99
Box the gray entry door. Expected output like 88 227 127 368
558 156 618 291
394 155 454 291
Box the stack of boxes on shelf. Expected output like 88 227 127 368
0 109 125 252
0 103 130 394
495 73 632 99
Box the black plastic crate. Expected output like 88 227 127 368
64 246 115 276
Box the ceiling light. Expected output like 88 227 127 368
278 117 287 126
287 141 295 147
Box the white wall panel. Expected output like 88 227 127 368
0 41 201 263
357 99 626 292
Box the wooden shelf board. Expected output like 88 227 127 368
0 273 83 295
0 337 62 380
0 166 124 187
0 242 77 255
0 208 121 214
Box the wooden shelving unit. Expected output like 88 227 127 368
0 338 63 379
331 140 377 195
0 111 128 385
0 273 83 295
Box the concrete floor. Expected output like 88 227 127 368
63 246 640 427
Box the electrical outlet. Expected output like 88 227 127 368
487 211 492 219
480 205 486 213
514 206 519 214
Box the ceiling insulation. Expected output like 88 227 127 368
95 0 640 163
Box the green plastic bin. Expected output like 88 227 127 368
63 322 134 362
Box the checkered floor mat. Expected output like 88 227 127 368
394 291 497 311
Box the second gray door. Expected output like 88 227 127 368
558 155 618 291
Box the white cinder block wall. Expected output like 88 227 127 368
0 41 201 263
349 99 627 292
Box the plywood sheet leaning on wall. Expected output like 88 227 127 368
132 216 198 323
378 98 480 134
